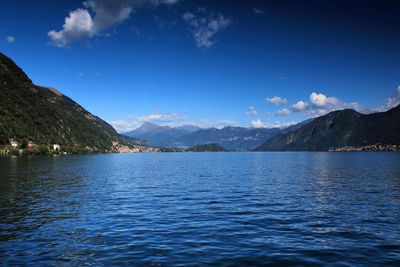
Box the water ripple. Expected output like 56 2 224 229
1 152 400 266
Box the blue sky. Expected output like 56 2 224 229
1 0 400 132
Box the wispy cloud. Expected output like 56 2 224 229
275 108 291 116
380 86 400 111
75 72 85 79
6 35 15 44
265 96 287 105
253 8 264 15
251 119 297 129
48 0 180 47
266 121 298 129
246 106 258 116
137 112 184 123
182 8 231 49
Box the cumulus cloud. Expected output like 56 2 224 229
182 9 231 49
246 106 258 116
265 96 287 105
275 108 291 116
307 92 365 116
250 119 265 128
287 92 365 117
6 36 15 44
48 0 180 47
309 92 341 107
48 8 95 47
291 100 308 111
109 112 236 132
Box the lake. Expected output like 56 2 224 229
1 152 400 266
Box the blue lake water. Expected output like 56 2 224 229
1 152 400 266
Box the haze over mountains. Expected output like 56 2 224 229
1 51 399 153
123 122 200 146
124 120 311 151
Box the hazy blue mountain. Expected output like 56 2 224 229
123 122 200 146
255 106 400 151
159 121 310 151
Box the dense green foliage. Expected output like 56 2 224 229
188 143 227 152
0 52 141 151
255 107 400 151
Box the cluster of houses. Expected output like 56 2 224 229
8 139 61 152
330 144 400 152
1 139 160 156
112 141 160 153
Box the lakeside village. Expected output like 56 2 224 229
330 144 400 152
0 139 160 156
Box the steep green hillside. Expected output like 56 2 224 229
255 106 400 151
0 52 141 151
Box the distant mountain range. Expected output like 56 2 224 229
255 106 400 151
125 121 310 151
123 122 200 146
0 52 145 152
2 51 399 153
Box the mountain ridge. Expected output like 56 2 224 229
254 106 400 151
123 122 200 146
0 51 147 153
158 121 310 151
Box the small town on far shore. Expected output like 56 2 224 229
0 139 160 156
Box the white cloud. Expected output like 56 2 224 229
266 121 298 129
383 86 400 110
6 36 15 44
253 8 264 15
109 112 237 132
48 0 180 47
309 92 341 107
182 9 231 49
250 119 265 128
265 96 287 105
48 8 95 47
307 92 365 116
137 112 184 123
246 106 258 116
292 100 308 111
184 119 236 129
275 108 291 116
109 119 140 132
